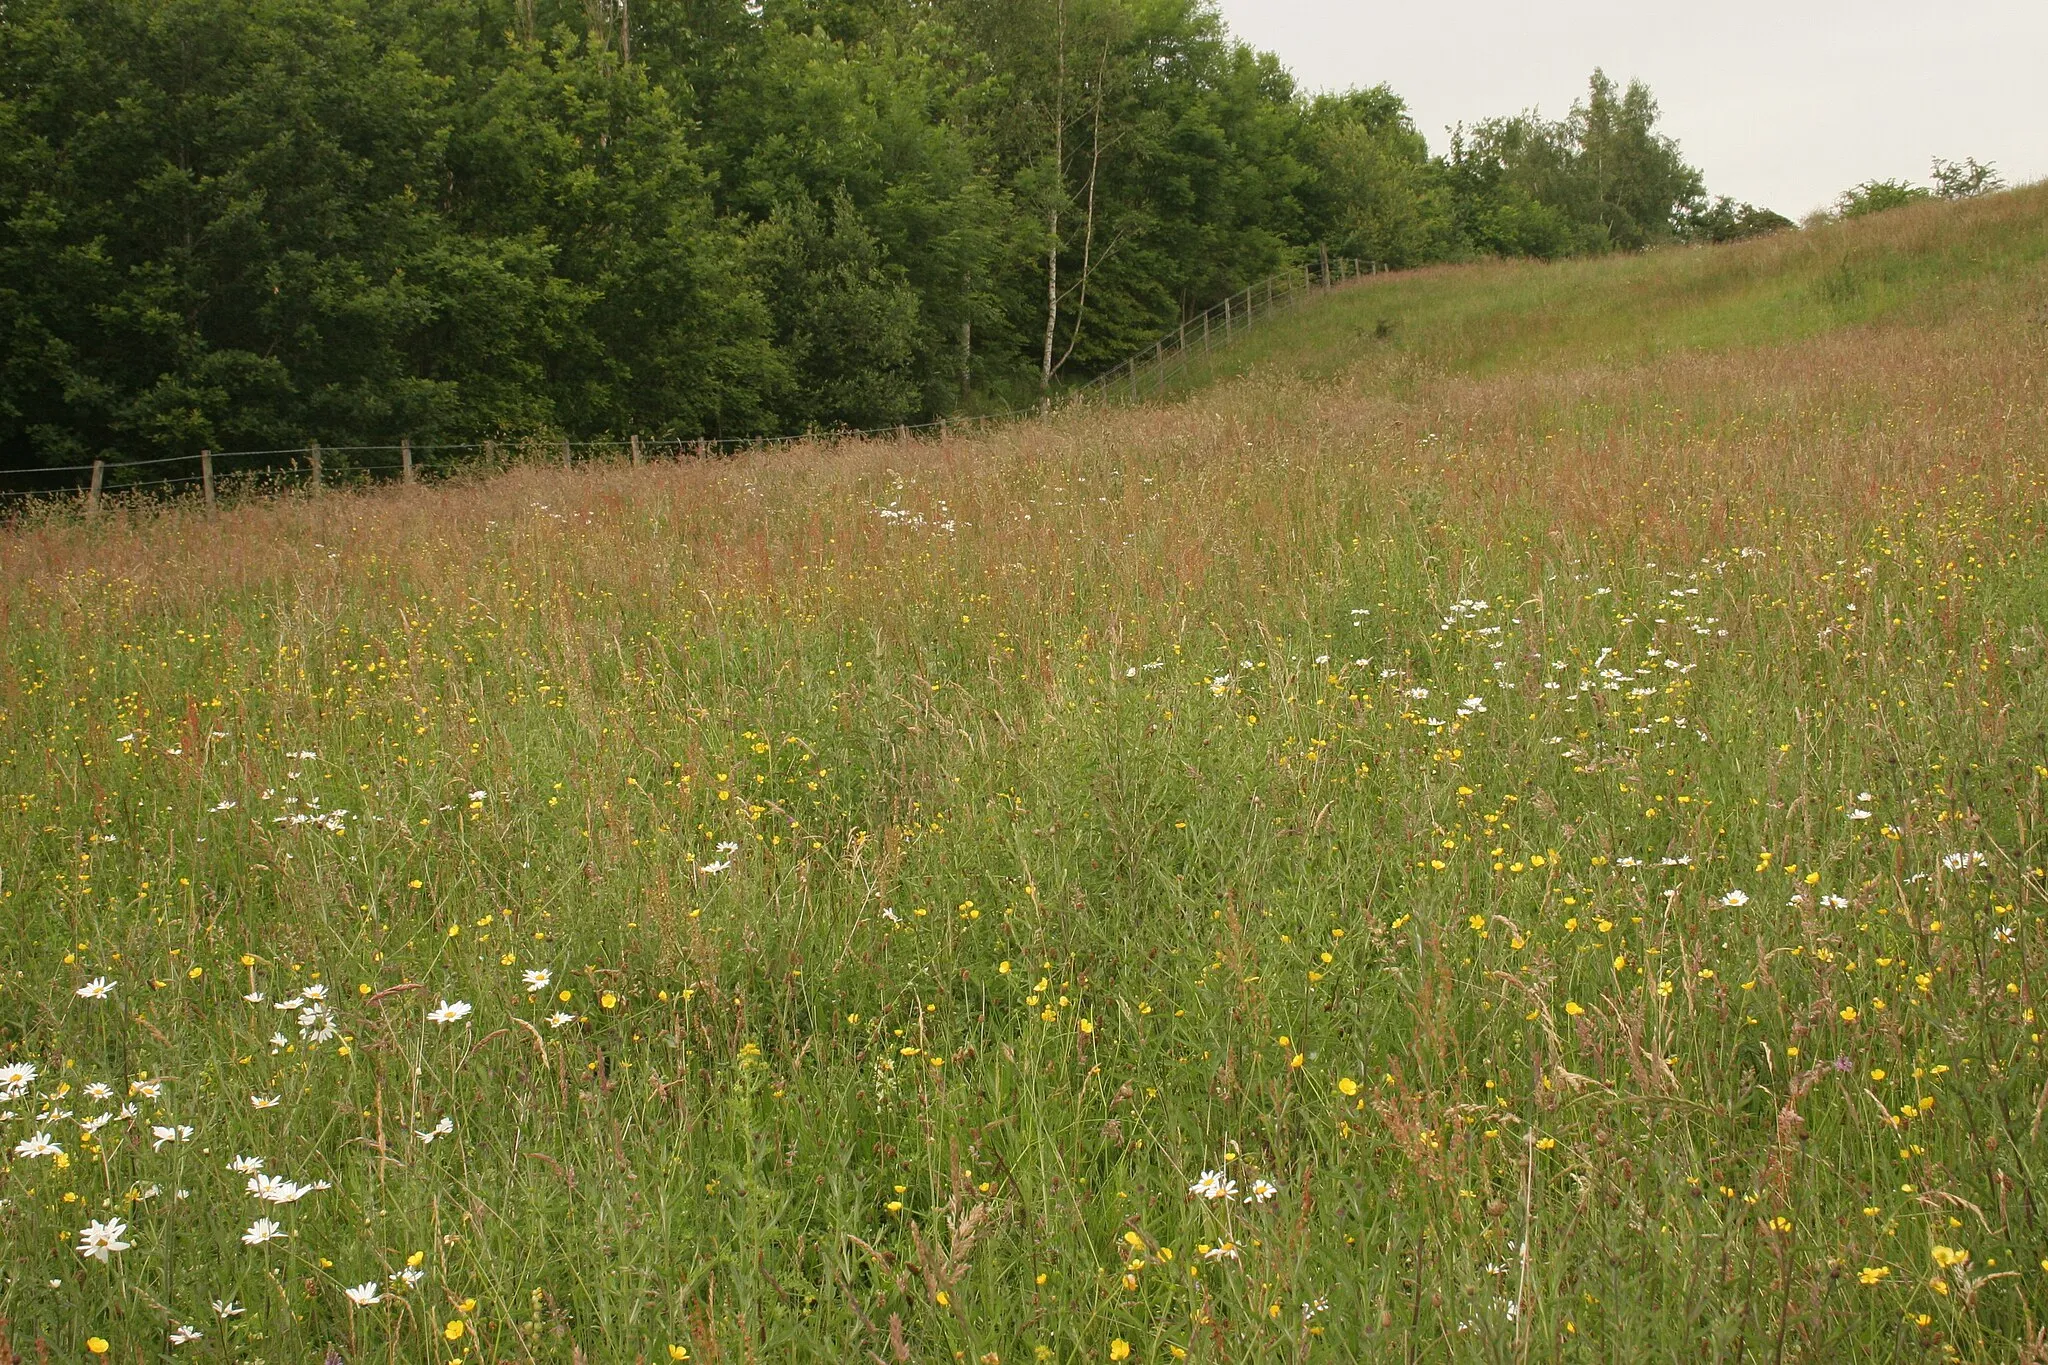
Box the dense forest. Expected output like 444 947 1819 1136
0 0 1789 471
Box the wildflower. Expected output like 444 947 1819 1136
13 1132 61 1160
1202 1241 1241 1262
1337 1077 1359 1097
698 859 732 875
212 1301 245 1319
82 1081 112 1100
1246 1179 1279 1204
151 1124 195 1151
1720 890 1749 908
522 969 553 992
243 991 266 1004
76 977 118 1000
86 1340 109 1357
1302 1296 1330 1320
1941 851 1986 873
1849 809 1872 821
229 1155 264 1174
1109 1341 1131 1361
250 1094 281 1109
169 1324 203 1346
298 1003 338 1042
247 1174 319 1203
242 1218 287 1246
427 1000 473 1024
1858 1266 1891 1285
1189 1170 1238 1201
415 1116 455 1144
0 1062 39 1095
546 1010 576 1028
76 1217 132 1262
344 1282 384 1307
391 1266 425 1288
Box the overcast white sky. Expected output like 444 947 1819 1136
1212 0 2048 218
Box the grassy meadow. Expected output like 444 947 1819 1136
3 185 2048 1363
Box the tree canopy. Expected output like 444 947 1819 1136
0 0 1787 471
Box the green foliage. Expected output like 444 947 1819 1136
1446 70 1707 257
0 0 1782 471
1836 178 1933 219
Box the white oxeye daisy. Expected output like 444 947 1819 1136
169 1323 203 1346
242 1217 288 1246
75 977 118 1000
212 1300 245 1319
698 859 731 875
1246 1178 1279 1204
427 1000 473 1025
546 1011 576 1028
522 969 553 992
250 1094 282 1109
1720 890 1749 907
13 1132 62 1160
151 1124 195 1151
344 1282 384 1307
76 1217 132 1262
229 1155 265 1174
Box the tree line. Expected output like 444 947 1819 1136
0 0 1792 475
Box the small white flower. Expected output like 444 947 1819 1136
82 1081 112 1100
1189 1170 1238 1201
698 859 732 875
1848 809 1872 821
1820 895 1849 910
75 977 118 1000
1942 851 1986 873
13 1132 61 1160
80 1113 113 1136
76 1217 132 1263
414 1116 455 1145
468 790 488 802
151 1124 195 1151
250 1094 282 1109
243 991 266 1004
1720 890 1749 907
546 1011 576 1028
1245 1178 1279 1204
344 1281 383 1307
522 968 553 992
716 840 740 854
130 1079 163 1099
427 999 473 1025
1202 1241 1241 1262
212 1299 245 1319
242 1217 288 1246
169 1323 204 1346
229 1155 266 1174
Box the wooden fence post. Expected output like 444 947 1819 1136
630 434 642 467
401 437 415 484
201 449 215 510
562 439 573 468
88 458 104 516
308 442 322 494
483 438 497 466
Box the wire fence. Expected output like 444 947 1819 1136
0 255 1389 515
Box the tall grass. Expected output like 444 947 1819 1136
1 186 2046 1362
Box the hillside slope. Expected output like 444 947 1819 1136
0 188 2044 1361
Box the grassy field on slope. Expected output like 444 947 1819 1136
1 186 2046 1363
